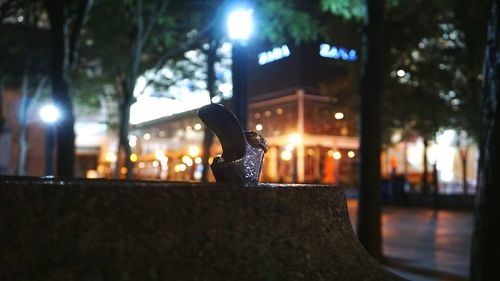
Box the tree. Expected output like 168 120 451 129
85 0 189 179
355 0 387 262
43 0 93 177
383 0 488 197
85 0 321 179
470 0 500 279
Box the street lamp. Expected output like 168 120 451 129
39 104 61 175
227 7 253 130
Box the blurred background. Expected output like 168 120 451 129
0 0 492 280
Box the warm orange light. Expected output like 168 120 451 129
174 164 187 172
288 133 302 146
182 155 193 166
281 150 292 161
188 146 200 158
155 150 166 160
105 152 117 162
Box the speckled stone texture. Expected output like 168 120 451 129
0 177 403 281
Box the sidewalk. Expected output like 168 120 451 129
347 200 473 281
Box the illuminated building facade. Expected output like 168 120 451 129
112 41 361 184
127 109 206 181
245 42 360 183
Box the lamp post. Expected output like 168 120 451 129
227 7 253 130
332 151 342 186
288 133 302 182
39 104 60 176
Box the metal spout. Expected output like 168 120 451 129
198 104 268 183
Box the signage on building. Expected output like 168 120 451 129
257 43 358 65
319 44 357 62
258 45 291 65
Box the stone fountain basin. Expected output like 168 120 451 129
0 177 402 280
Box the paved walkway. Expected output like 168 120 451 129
347 200 473 281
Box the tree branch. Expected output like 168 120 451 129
140 0 171 46
69 0 93 68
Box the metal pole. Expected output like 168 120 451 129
45 124 54 175
293 148 298 182
231 42 248 130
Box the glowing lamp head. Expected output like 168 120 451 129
39 104 61 123
227 8 253 41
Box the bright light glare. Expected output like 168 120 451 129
227 9 253 41
155 150 166 160
347 151 355 158
333 151 342 160
130 153 138 162
334 112 344 120
281 150 292 161
129 135 137 147
195 157 202 164
188 146 200 157
39 104 61 123
397 69 406 77
174 164 187 172
105 152 117 163
182 155 194 167
255 124 263 131
288 133 302 146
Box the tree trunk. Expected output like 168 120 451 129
51 21 76 178
201 40 217 183
17 71 30 176
421 138 430 194
116 78 134 179
0 84 4 134
356 0 386 262
470 1 500 279
44 1 80 177
459 147 468 195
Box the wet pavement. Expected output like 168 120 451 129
347 200 473 281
